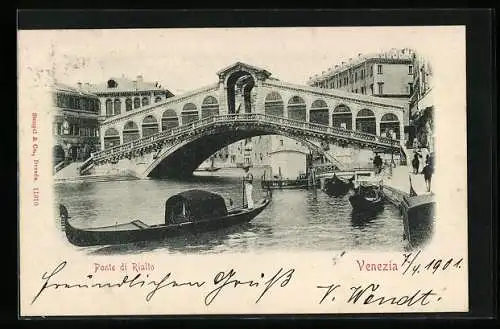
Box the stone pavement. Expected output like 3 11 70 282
53 161 83 179
379 164 431 196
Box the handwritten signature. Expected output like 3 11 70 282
31 261 295 306
317 282 441 306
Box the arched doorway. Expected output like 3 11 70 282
287 96 306 121
226 71 255 114
201 96 220 118
310 99 329 125
356 109 376 135
133 97 141 109
105 99 113 116
142 115 159 137
380 113 400 139
125 98 132 111
332 105 352 130
123 121 140 143
113 99 121 115
264 92 284 117
181 103 199 125
161 109 179 131
104 127 120 149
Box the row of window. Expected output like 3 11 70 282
55 94 100 113
105 96 163 116
54 123 99 137
314 64 413 89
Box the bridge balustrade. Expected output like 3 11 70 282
92 113 399 164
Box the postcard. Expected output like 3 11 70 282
18 26 468 316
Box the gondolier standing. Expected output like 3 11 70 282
242 165 254 209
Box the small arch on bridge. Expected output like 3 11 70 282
133 97 141 109
123 121 140 143
162 109 179 131
332 104 352 130
226 71 255 114
104 127 120 149
356 108 376 135
125 98 133 112
287 96 306 121
264 91 284 117
181 103 199 125
114 99 121 115
380 112 400 139
142 115 159 137
310 99 329 125
105 98 113 116
142 97 150 107
201 96 219 118
155 96 162 103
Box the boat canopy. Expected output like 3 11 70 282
164 189 228 224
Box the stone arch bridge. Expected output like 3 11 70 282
81 62 405 178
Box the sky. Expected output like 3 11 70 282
19 26 464 95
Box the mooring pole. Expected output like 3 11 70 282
242 178 246 208
312 167 317 200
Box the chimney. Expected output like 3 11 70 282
335 65 339 69
137 75 143 83
358 53 362 57
133 80 137 90
77 82 82 88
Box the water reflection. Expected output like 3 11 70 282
55 169 405 254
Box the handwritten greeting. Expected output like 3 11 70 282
30 251 465 310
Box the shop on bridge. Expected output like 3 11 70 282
332 105 353 130
309 99 329 125
161 109 179 131
355 109 377 135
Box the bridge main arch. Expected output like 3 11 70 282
144 122 342 178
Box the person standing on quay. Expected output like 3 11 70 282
373 153 383 175
412 152 421 174
422 154 434 192
242 165 254 209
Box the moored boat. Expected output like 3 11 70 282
323 174 355 196
349 182 384 211
60 189 271 247
194 167 222 172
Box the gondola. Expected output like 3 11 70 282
194 167 222 172
60 189 271 247
348 183 384 211
323 174 355 196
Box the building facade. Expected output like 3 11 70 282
52 82 101 165
81 75 174 121
307 48 415 138
408 54 434 153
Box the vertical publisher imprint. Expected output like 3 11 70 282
31 112 39 206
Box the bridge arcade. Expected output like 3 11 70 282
100 62 406 151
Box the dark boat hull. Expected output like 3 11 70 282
194 167 221 172
324 181 354 196
348 194 384 211
63 199 270 247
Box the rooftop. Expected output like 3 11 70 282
52 82 99 98
308 48 416 84
80 75 174 96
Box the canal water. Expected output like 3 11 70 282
54 168 405 255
